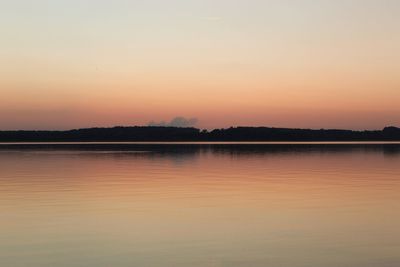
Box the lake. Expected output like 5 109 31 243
1 143 399 267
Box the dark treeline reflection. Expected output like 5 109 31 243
0 143 399 159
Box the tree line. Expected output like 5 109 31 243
0 126 400 142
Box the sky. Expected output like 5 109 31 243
0 0 399 130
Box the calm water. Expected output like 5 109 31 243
1 143 400 267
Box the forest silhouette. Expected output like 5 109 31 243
0 126 400 142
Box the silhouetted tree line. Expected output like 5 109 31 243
0 126 399 142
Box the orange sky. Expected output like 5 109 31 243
1 0 399 130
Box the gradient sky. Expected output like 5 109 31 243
1 0 399 130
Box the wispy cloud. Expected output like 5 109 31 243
200 16 223 21
148 117 198 128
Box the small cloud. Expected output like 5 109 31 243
148 117 198 128
200 16 222 21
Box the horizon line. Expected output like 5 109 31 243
0 125 398 132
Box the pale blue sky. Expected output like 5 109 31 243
1 0 399 130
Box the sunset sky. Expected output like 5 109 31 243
1 0 399 130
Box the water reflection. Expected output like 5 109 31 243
0 144 399 267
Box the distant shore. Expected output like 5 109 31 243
1 126 400 142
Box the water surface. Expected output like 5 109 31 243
1 143 399 267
